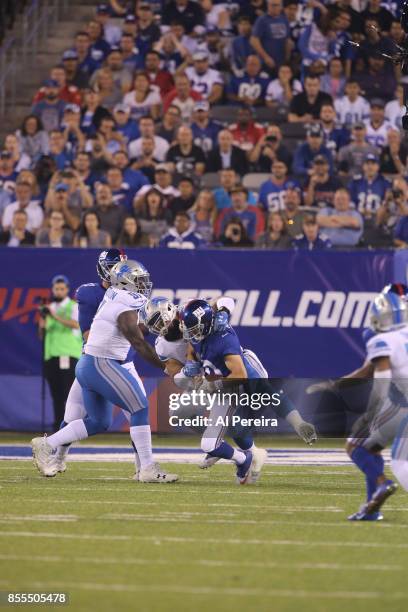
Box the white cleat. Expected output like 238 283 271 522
31 436 58 477
138 463 179 483
250 448 267 484
199 454 221 469
51 457 67 474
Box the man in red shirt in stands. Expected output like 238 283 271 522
32 66 82 106
145 50 174 97
228 106 265 153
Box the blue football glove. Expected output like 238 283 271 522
213 311 229 333
182 360 202 377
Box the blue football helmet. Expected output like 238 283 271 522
179 299 214 342
97 249 127 282
369 292 408 332
142 296 177 335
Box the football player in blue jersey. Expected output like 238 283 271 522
178 299 317 484
51 248 143 475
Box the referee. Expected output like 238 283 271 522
38 274 82 430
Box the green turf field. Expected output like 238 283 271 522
1 454 408 612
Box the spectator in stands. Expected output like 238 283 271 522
385 83 404 130
145 50 174 97
206 129 248 176
369 179 408 247
227 55 269 107
36 211 74 248
16 116 49 164
160 210 204 248
0 186 11 219
130 136 158 183
169 177 196 218
92 68 123 110
361 0 393 33
213 168 240 210
349 153 391 224
2 181 43 233
355 55 396 102
33 66 82 106
112 104 140 145
94 3 121 45
31 80 66 133
166 125 206 179
297 16 330 74
250 0 290 74
282 185 306 238
163 0 205 34
230 16 255 74
228 107 265 153
4 134 31 172
357 16 393 64
48 129 73 171
255 211 292 249
105 166 133 213
248 124 292 171
44 181 81 233
190 101 221 154
120 32 143 72
364 98 392 148
91 183 125 243
292 214 332 250
215 185 264 241
134 164 180 209
188 189 216 243
379 129 407 176
156 105 182 144
73 152 100 192
61 104 86 154
80 88 111 137
110 150 149 195
334 79 370 128
320 57 347 100
73 31 100 82
116 216 147 247
122 72 162 121
265 63 302 107
137 188 172 246
185 51 224 103
316 187 363 247
135 3 161 58
0 210 35 247
129 116 169 162
0 151 18 194
338 123 378 178
61 50 89 90
303 156 342 208
319 103 350 155
394 213 408 248
75 210 111 247
219 218 254 248
293 124 333 180
288 75 332 122
154 30 188 74
163 73 202 123
89 115 126 161
258 160 296 213
87 19 111 65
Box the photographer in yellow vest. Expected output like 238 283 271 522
38 274 82 429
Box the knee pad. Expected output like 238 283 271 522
201 437 219 454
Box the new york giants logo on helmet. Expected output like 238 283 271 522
179 299 214 342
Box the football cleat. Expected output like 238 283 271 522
130 471 140 481
236 450 253 485
348 508 384 521
51 457 67 474
365 480 398 515
250 447 267 483
199 454 221 469
31 436 58 477
298 421 317 445
138 463 179 483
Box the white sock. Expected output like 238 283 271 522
130 425 153 469
392 459 408 492
56 445 70 460
232 449 246 465
47 420 88 450
134 451 141 471
285 409 304 433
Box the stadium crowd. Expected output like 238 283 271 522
1 0 408 250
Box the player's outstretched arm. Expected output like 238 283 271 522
118 310 165 371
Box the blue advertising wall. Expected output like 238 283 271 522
0 247 398 430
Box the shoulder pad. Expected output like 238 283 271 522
75 283 98 300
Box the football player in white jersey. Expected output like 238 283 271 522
345 291 408 520
32 260 178 483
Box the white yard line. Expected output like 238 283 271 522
1 531 408 548
0 553 401 572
